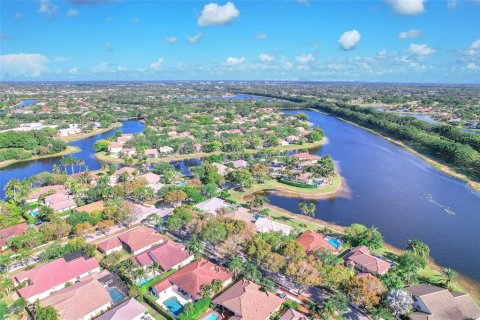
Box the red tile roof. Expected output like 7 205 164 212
153 258 232 299
14 256 99 300
296 231 337 252
134 241 192 271
117 226 164 254
292 153 320 160
0 223 28 248
96 236 122 253
344 246 391 275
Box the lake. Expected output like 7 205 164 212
268 110 480 283
0 120 144 199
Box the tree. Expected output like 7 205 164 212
226 169 254 190
321 293 348 320
397 251 425 283
247 194 269 210
229 257 244 279
386 289 412 317
167 206 192 231
344 275 385 310
321 265 352 290
298 201 316 217
406 240 430 260
185 235 205 257
285 256 322 295
94 139 111 152
309 302 322 318
36 305 59 320
164 190 187 205
439 268 457 289
344 223 383 250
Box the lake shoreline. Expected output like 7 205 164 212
307 108 480 192
58 122 122 142
0 145 81 169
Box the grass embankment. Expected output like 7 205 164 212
58 122 122 142
94 138 327 164
308 108 480 192
230 175 343 201
0 145 81 169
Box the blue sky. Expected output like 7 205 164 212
1 0 479 82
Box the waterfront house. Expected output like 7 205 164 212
133 240 194 272
212 280 283 320
292 153 320 164
26 185 68 203
117 134 133 144
13 254 100 302
255 217 294 235
97 226 164 255
344 246 391 275
159 146 174 153
108 142 123 154
152 258 232 303
40 271 112 320
407 284 480 320
296 230 339 252
224 207 254 225
195 197 229 215
212 163 229 176
44 192 77 212
138 172 161 185
95 298 149 320
144 148 159 158
0 223 28 250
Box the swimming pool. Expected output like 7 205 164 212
204 313 220 320
108 288 126 304
30 210 39 217
325 236 342 250
163 297 184 316
136 276 154 286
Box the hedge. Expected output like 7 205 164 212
143 294 175 320
178 297 211 320
278 178 317 189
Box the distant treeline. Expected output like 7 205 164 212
307 101 480 181
0 130 66 162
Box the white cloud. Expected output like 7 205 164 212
464 39 480 56
38 0 57 19
92 62 109 74
67 9 79 17
68 67 79 75
14 12 22 20
150 57 164 71
0 53 49 77
399 29 422 39
225 56 245 66
117 66 127 72
466 62 479 70
338 30 361 50
409 43 436 56
447 0 458 9
255 33 268 40
187 33 202 44
295 54 315 64
165 37 177 44
198 2 240 26
259 53 274 63
385 0 426 15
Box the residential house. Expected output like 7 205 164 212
144 149 159 158
159 146 174 154
44 192 77 212
212 163 229 176
279 308 309 320
152 259 232 303
13 254 100 302
292 153 320 164
117 134 133 144
195 197 229 215
139 172 161 185
95 298 150 320
133 240 194 272
224 207 254 225
97 226 164 255
0 223 28 250
26 185 68 203
296 230 339 252
344 246 391 275
230 159 249 169
108 142 123 154
407 284 480 320
212 280 283 320
122 148 136 157
40 271 112 320
255 217 294 235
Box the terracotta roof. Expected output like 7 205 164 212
279 308 309 320
117 226 164 253
114 167 136 176
134 240 192 271
75 200 105 213
71 171 100 180
139 172 161 184
296 231 337 252
45 192 73 204
95 298 147 320
97 237 122 253
212 280 283 320
49 199 77 212
0 223 28 248
40 275 111 320
28 185 67 201
407 284 480 320
344 246 391 275
231 160 249 169
153 258 232 299
224 207 254 224
14 256 99 300
292 153 320 160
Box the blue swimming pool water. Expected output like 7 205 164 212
325 236 342 249
136 276 154 286
204 313 220 320
163 297 184 316
108 288 125 304
30 210 39 217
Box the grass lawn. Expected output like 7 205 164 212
141 301 168 320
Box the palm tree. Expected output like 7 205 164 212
440 268 457 289
60 157 69 172
4 178 21 200
185 235 205 257
77 160 86 173
148 262 162 277
52 164 62 174
309 302 322 318
299 201 316 217
229 257 244 279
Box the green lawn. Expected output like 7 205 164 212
138 268 177 293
